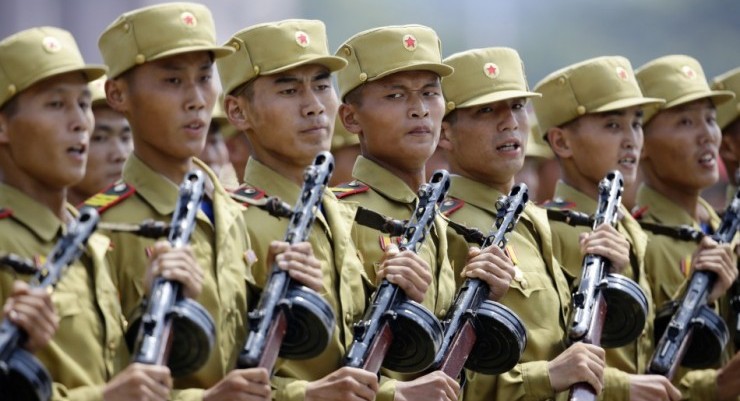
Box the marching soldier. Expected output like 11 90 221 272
634 55 739 400
439 46 608 401
532 56 681 400
713 67 740 207
334 25 515 400
68 75 132 206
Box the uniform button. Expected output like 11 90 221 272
439 309 446 316
108 340 117 350
345 313 352 322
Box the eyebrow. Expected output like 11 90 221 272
159 60 213 72
273 71 332 85
385 80 441 91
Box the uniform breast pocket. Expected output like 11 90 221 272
509 271 547 299
52 291 82 320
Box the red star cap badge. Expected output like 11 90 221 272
402 34 417 51
181 12 197 27
484 62 500 79
42 36 62 53
681 65 697 80
295 31 310 48
615 66 629 81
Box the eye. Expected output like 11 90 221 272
46 100 64 109
166 77 182 85
91 133 106 143
200 74 212 83
385 93 403 99
605 122 620 130
316 83 331 91
279 88 298 95
476 106 493 114
679 117 693 127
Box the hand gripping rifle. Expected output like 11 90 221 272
432 184 529 381
567 170 648 401
130 170 216 377
237 151 336 373
344 170 449 374
0 207 99 401
648 188 740 378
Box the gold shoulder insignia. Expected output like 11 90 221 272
82 181 136 213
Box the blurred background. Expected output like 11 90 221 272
2 0 738 204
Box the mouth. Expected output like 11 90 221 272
301 126 329 134
408 126 432 135
184 120 206 131
698 151 716 166
617 154 637 167
496 141 521 152
67 143 86 156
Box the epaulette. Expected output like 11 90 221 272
0 208 12 220
439 197 465 217
540 198 576 210
638 221 704 243
331 181 369 199
631 205 649 220
229 185 266 206
82 181 136 213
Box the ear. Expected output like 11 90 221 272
224 94 250 132
546 126 572 159
720 135 739 164
339 103 362 135
105 78 127 113
438 120 453 151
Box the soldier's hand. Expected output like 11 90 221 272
3 280 58 353
304 366 378 401
628 374 681 401
393 370 459 401
268 241 324 293
145 241 204 299
376 245 432 303
103 363 172 401
691 236 736 303
717 351 740 401
579 224 630 273
547 343 605 393
461 245 515 301
203 368 271 401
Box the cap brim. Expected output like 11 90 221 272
664 90 735 109
151 44 236 62
263 56 348 76
591 96 665 114
373 62 454 82
31 64 107 88
456 89 541 110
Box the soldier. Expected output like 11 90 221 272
335 25 515 400
713 67 740 205
0 26 180 400
68 75 132 206
202 101 239 189
438 46 608 401
95 4 320 400
633 55 739 400
532 56 684 400
217 19 387 401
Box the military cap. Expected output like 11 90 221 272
98 2 233 78
635 55 734 124
711 66 740 130
335 24 454 100
532 56 662 133
0 26 106 109
442 47 540 114
526 120 554 159
89 75 108 108
217 19 346 96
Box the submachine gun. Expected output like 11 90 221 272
129 171 217 377
432 184 528 381
648 188 740 378
0 207 99 401
344 170 449 374
567 170 649 401
237 151 336 372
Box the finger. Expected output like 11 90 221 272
382 254 432 286
666 381 681 401
290 242 315 257
583 366 603 395
381 263 430 293
287 269 323 292
385 273 425 302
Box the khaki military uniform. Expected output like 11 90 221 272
635 184 731 400
94 155 250 401
236 158 369 401
0 184 127 401
547 181 654 401
443 176 572 401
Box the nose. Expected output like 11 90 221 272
408 92 429 119
185 82 211 112
498 108 519 132
302 89 326 117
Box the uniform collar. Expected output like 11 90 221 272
242 158 301 203
352 156 418 204
636 184 720 228
0 183 65 242
448 175 504 214
553 180 598 214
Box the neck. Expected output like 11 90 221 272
133 148 194 186
560 165 600 201
449 164 513 195
642 165 703 222
365 155 427 192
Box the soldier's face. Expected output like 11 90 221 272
720 118 740 185
72 105 132 197
340 70 445 172
116 51 216 162
643 98 721 192
239 64 337 169
0 72 92 189
441 98 529 191
554 106 644 190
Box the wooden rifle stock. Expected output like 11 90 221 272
568 295 606 401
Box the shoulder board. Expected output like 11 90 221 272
230 185 266 206
82 182 136 213
631 205 649 220
331 181 369 199
638 221 704 243
0 208 12 220
439 197 465 217
540 198 576 210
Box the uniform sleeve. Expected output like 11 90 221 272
170 388 206 401
52 384 105 401
599 367 631 401
678 369 717 401
376 377 397 401
272 376 308 401
463 361 554 401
